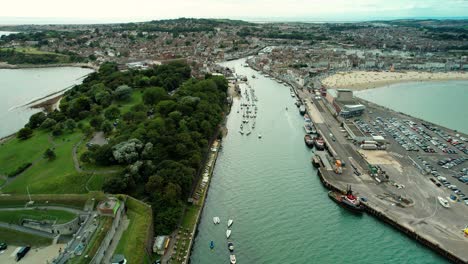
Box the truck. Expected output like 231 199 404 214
16 246 31 261
360 144 377 150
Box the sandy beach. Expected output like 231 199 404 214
321 71 468 90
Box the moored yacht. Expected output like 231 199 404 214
226 229 232 238
230 254 237 264
228 219 233 228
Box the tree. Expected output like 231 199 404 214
102 175 128 193
90 116 104 128
80 151 92 163
40 118 57 130
44 148 56 161
112 139 143 164
114 85 132 101
104 106 120 120
28 112 47 129
143 87 168 105
52 123 64 136
64 119 76 131
17 127 33 140
101 121 113 134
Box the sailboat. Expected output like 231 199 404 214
226 229 232 238
228 219 233 228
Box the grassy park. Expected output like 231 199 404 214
0 227 52 247
0 209 77 224
1 131 89 194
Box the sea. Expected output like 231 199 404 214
355 80 468 134
0 67 93 138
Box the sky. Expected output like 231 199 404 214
0 0 467 24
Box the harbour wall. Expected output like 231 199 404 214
317 168 466 264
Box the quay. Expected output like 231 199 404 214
298 87 468 264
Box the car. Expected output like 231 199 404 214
0 242 7 250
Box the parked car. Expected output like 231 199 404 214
0 242 7 250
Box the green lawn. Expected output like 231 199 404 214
0 176 6 187
2 131 91 194
0 209 77 224
0 193 104 209
0 130 50 176
117 90 143 114
0 47 66 56
115 196 152 264
0 227 52 247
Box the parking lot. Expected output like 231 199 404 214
356 100 468 207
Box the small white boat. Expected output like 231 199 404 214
258 134 262 139
438 196 450 208
226 229 232 238
230 254 237 264
213 217 220 224
228 219 233 228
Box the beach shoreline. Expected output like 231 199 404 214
321 71 468 90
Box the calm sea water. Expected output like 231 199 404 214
355 81 468 134
190 59 447 263
0 67 93 137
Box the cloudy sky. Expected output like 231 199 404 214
0 0 467 24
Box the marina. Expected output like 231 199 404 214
190 58 447 264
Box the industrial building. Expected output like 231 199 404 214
325 89 366 118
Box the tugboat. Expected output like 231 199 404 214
304 134 314 148
328 185 364 213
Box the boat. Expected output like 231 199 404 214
438 196 450 208
239 130 244 135
328 186 364 213
258 134 262 139
290 92 295 97
314 137 325 150
213 217 220 224
210 241 214 249
304 134 314 148
246 130 251 136
228 242 234 252
299 105 306 115
230 254 237 264
311 155 321 168
252 75 256 78
226 229 232 238
304 123 316 134
304 114 311 123
295 101 300 107
228 219 233 228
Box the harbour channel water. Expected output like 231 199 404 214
0 67 93 138
355 81 468 134
190 58 447 263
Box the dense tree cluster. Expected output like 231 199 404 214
22 61 228 234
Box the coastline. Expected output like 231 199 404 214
321 71 468 90
0 62 98 70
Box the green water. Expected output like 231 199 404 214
190 59 447 263
355 81 468 134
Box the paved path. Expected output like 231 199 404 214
72 138 118 175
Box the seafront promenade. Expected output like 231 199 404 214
296 87 468 263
